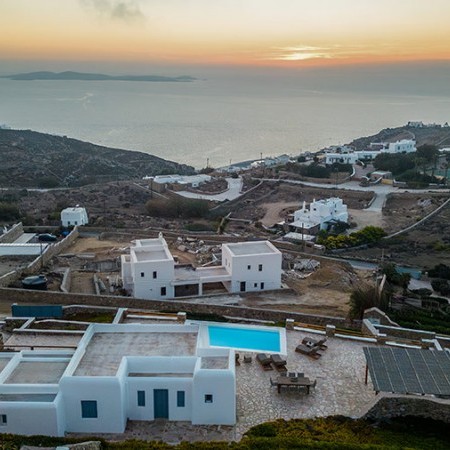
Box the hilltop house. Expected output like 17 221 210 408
60 206 88 227
286 198 348 235
325 139 416 165
121 234 282 300
0 322 240 436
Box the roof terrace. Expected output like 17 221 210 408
74 330 198 377
5 360 69 384
224 241 279 256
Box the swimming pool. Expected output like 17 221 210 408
208 325 282 352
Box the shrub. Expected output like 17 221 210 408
0 202 20 221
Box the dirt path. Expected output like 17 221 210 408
260 202 299 226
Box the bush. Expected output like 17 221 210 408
430 279 450 295
428 263 450 280
348 285 389 320
0 202 20 221
146 197 210 219
37 176 60 188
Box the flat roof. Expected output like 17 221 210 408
133 249 170 262
5 360 69 384
224 241 279 256
0 356 13 375
174 266 230 282
201 356 229 370
0 393 57 402
364 347 450 396
74 331 198 377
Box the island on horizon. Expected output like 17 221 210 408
0 71 196 82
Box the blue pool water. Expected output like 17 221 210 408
208 325 280 352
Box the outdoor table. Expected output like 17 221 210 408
276 376 312 394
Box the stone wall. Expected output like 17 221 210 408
0 287 357 328
0 227 79 287
363 394 450 424
0 222 24 244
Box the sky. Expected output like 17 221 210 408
1 0 450 71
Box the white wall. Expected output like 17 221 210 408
191 370 236 425
0 399 61 436
127 377 193 421
60 376 126 434
228 252 282 293
132 258 175 300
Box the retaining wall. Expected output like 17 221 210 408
363 394 450 424
0 287 358 328
0 223 24 244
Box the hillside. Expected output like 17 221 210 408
0 129 194 188
349 124 450 150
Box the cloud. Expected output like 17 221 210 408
80 0 145 23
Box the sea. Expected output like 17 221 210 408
1 65 449 169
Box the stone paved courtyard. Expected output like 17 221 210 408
69 329 377 443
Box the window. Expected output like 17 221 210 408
177 391 185 407
137 390 145 407
258 264 263 272
81 400 98 418
247 265 251 270
153 271 157 279
261 282 265 289
254 283 257 288
74 221 78 225
0 414 6 426
140 272 145 278
161 286 167 296
204 394 213 403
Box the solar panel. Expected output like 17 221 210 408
363 347 450 396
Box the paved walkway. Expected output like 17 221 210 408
177 177 243 201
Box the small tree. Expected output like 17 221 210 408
348 284 390 320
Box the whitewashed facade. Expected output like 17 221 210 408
325 139 416 165
289 198 348 235
0 323 237 436
60 206 88 227
121 235 282 300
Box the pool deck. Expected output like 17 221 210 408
68 328 377 443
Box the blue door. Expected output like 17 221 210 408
153 389 169 419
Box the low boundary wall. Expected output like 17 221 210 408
0 287 358 328
0 223 24 244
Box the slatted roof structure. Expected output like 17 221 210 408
363 347 450 396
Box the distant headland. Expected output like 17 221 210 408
0 71 196 82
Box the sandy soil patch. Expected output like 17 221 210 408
348 209 385 230
260 202 299 227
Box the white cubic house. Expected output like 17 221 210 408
121 234 282 300
0 322 239 436
60 206 88 227
287 198 348 235
325 139 416 165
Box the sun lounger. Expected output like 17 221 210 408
302 337 328 350
270 354 287 367
295 344 322 359
256 353 273 371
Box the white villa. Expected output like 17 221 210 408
287 198 348 235
325 139 416 165
121 234 282 300
60 206 88 227
0 322 245 436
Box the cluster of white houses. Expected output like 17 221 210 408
0 322 242 436
324 139 416 165
121 234 282 300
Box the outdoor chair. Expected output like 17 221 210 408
235 353 240 366
270 354 287 371
269 377 277 387
256 353 273 371
243 354 252 363
295 344 322 359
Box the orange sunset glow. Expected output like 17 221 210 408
1 0 450 68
